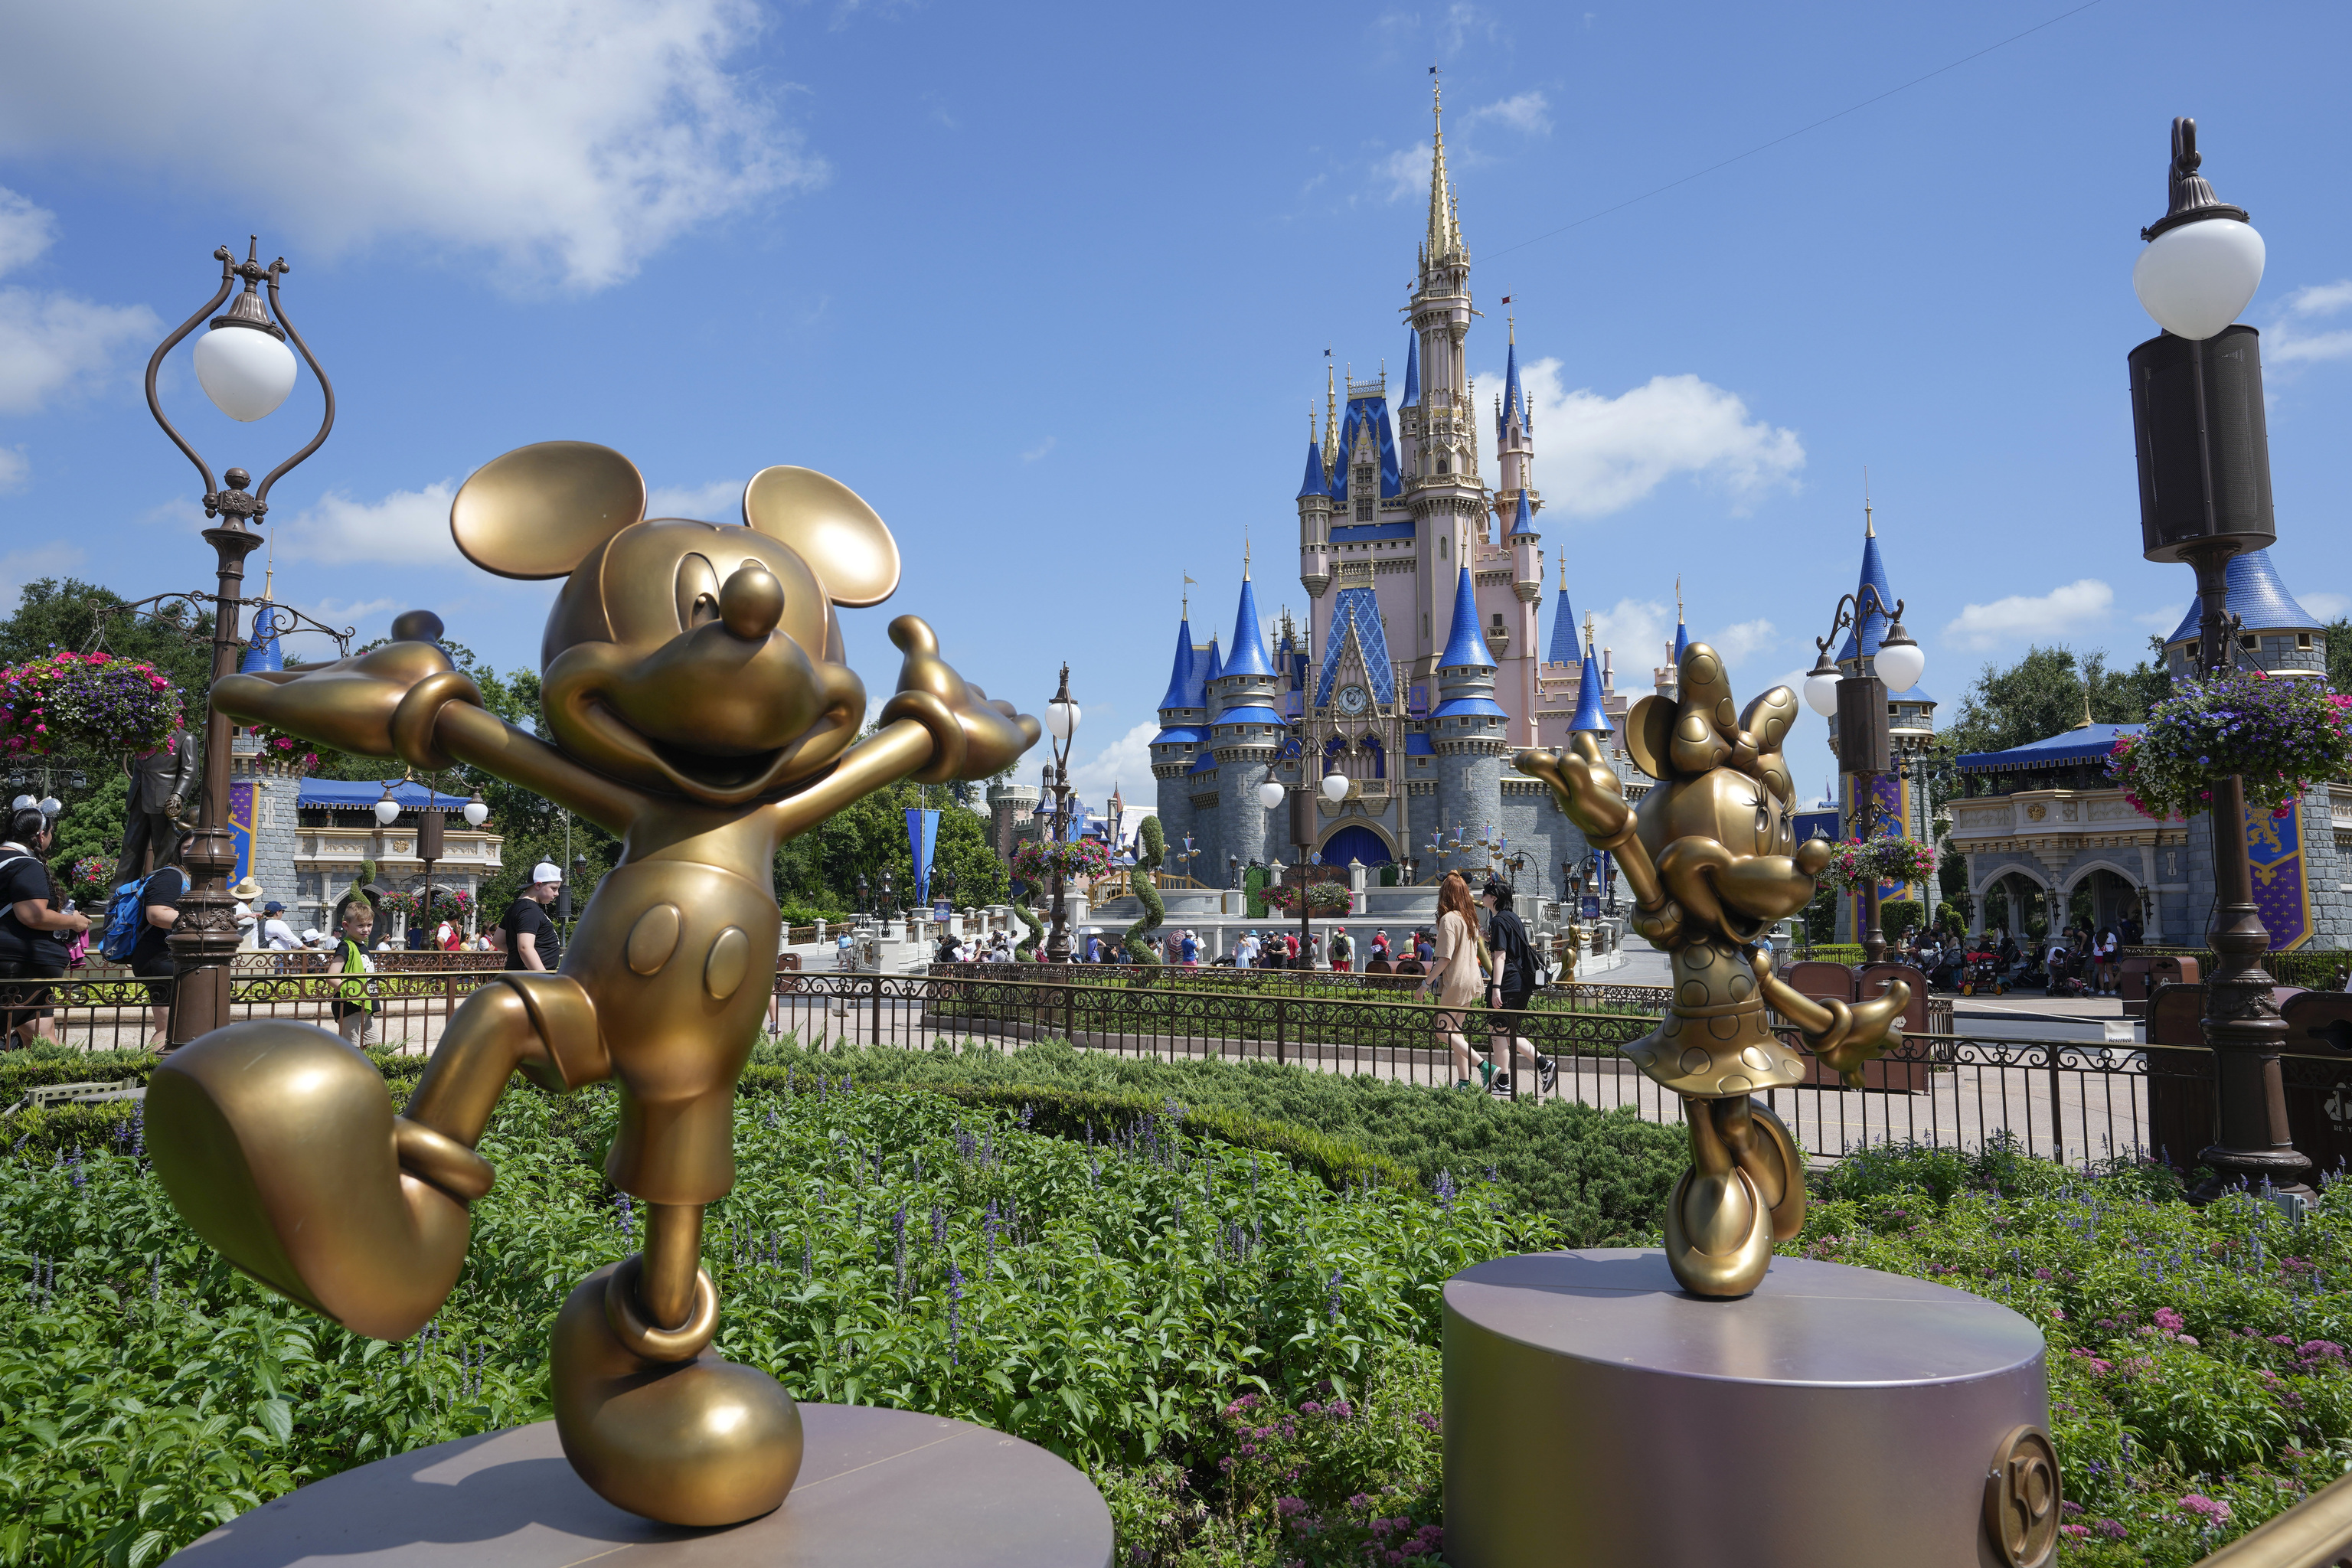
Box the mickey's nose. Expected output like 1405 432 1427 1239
719 561 785 641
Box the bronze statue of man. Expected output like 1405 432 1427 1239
115 730 198 887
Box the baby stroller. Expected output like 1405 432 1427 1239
1958 951 2007 997
2043 946 2089 998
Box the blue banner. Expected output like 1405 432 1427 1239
906 808 939 908
227 781 255 886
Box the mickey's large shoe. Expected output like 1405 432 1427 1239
552 1259 805 1526
148 1021 485 1341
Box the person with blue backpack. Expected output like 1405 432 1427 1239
100 844 186 1050
1 805 92 1049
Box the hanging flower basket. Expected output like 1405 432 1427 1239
1818 835 1939 895
0 652 184 758
1010 838 1116 886
1262 882 1352 916
381 887 475 922
2106 670 2352 821
68 856 111 900
244 723 322 775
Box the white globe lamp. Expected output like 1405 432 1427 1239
194 320 298 423
1321 771 1351 803
373 792 401 827
1873 622 1926 694
1045 697 1080 742
462 792 490 828
2133 117 2265 342
1802 651 1841 718
1256 779 1285 811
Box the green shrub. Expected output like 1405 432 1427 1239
750 1036 1687 1246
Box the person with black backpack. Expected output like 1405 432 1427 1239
1479 880 1557 1096
0 806 93 1048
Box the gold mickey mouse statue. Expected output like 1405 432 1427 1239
1517 641 1907 1298
145 441 1038 1526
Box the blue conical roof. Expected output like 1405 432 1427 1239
1400 333 1420 409
2167 548 2320 644
1439 567 1494 670
1572 644 1609 733
240 600 286 675
1296 440 1327 501
1508 488 1533 539
1157 619 1197 711
1499 341 1525 437
1671 609 1689 667
1223 577 1272 678
1835 528 1896 662
1201 639 1222 689
1547 586 1579 666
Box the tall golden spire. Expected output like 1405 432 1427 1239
1864 467 1875 537
1427 73 1462 266
1243 531 1253 581
1323 361 1340 469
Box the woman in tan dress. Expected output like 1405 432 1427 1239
1419 873 1489 1088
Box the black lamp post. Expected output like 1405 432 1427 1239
144 239 334 1047
2125 117 2308 1199
1804 583 1926 966
1042 664 1080 964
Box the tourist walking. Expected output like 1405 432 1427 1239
1419 874 1488 1089
1179 929 1199 965
0 806 91 1049
1480 880 1556 1096
501 862 566 972
1328 926 1353 972
126 849 188 1050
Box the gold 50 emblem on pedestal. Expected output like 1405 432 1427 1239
1983 1424 2062 1568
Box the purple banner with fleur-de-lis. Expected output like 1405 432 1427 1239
2246 794 2312 952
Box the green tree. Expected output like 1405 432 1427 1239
1943 644 2170 761
2324 618 2352 693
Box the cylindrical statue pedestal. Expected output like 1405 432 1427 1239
168 1403 1112 1566
1445 1250 2054 1568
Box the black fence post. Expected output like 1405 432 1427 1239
1276 996 1287 1066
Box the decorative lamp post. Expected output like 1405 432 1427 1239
1804 585 1926 965
144 237 335 1047
2124 117 2308 1198
1043 663 1080 962
416 784 447 952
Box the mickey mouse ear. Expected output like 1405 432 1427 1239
450 441 646 580
743 465 901 608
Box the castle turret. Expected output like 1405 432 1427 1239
1208 564 1285 874
1149 610 1207 863
1429 566 1510 861
2161 547 2327 681
1298 423 1331 600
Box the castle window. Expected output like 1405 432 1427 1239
2299 632 2314 650
1437 459 1449 475
2241 634 2259 651
1355 499 1372 521
1439 537 1449 560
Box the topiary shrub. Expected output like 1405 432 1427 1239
1122 816 1166 965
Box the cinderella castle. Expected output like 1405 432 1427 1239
1142 85 1662 900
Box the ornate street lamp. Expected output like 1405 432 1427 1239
145 237 335 1045
1043 664 1080 962
2125 117 2306 1199
1805 582 1926 965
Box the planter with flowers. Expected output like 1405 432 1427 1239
381 887 475 924
0 652 184 758
1262 881 1352 916
2106 669 2352 822
1818 835 1939 895
243 723 322 775
1009 837 1117 888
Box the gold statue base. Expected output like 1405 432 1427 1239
1443 1250 2059 1568
166 1404 1113 1567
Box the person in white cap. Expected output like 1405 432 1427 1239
501 861 566 972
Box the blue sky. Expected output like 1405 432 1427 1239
2 0 2347 811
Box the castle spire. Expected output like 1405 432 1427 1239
1572 619 1609 735
1438 566 1494 671
1547 557 1579 666
1671 577 1689 666
1426 74 1462 266
1156 616 1197 713
1400 331 1420 408
1223 574 1272 678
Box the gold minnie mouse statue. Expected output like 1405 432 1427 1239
145 442 1038 1526
1517 642 1906 1298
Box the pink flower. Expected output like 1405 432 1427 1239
2155 1307 2186 1336
2179 1494 2230 1522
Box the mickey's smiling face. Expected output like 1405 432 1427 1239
450 442 900 807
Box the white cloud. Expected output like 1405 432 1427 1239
647 479 743 520
1021 436 1057 464
0 446 25 492
0 2 823 293
1067 720 1155 806
272 482 462 567
1942 579 2114 651
1380 142 1432 202
1707 618 1777 666
0 189 57 276
1479 358 1804 519
2301 591 2350 622
2269 279 2352 366
1464 91 1551 136
1588 597 1671 668
0 188 159 415
2133 602 2187 632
